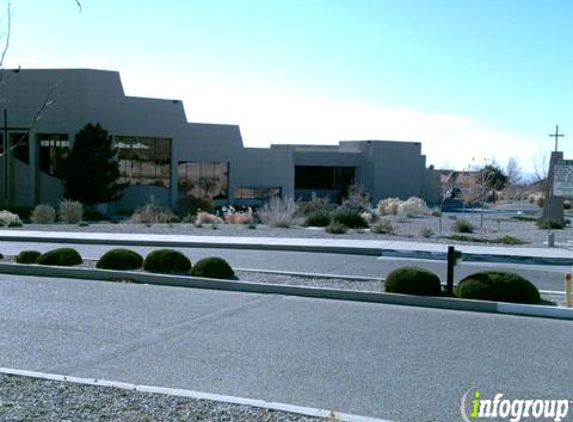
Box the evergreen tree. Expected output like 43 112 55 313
63 123 123 205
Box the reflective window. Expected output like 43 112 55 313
234 187 281 199
38 134 70 178
178 161 229 200
116 136 171 187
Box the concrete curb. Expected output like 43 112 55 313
0 367 395 422
1 263 572 320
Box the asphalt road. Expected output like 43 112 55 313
0 241 568 291
0 274 571 422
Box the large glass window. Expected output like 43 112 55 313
38 134 70 178
116 136 171 187
11 133 29 164
295 166 355 191
178 161 228 200
234 187 281 200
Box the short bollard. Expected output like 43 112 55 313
566 273 572 308
446 246 462 295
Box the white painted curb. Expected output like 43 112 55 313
497 303 573 319
0 367 396 422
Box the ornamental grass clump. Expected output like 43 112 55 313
455 271 540 304
190 257 235 279
143 249 191 274
16 250 41 264
385 267 442 296
37 248 83 266
258 197 297 228
96 248 144 271
31 204 56 224
58 200 84 224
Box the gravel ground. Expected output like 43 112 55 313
0 374 329 422
3 203 573 248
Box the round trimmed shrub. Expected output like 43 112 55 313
37 248 83 266
143 249 191 274
16 250 41 264
331 209 368 229
96 248 143 271
385 267 442 296
304 211 331 227
191 257 235 279
455 271 540 304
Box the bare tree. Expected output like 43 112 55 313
505 157 522 186
0 1 81 159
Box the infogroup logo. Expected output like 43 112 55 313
461 388 571 422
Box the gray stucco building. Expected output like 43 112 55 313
0 69 440 212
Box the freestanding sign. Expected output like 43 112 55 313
553 160 573 198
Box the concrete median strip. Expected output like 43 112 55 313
2 230 573 265
0 367 396 422
1 262 571 320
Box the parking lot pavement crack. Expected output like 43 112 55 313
43 294 282 376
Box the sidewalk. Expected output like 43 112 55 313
1 230 572 265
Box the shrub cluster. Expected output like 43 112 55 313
195 211 223 225
304 211 331 227
191 257 235 279
453 219 474 233
536 219 565 230
0 210 23 227
143 249 191 274
384 267 442 296
455 271 540 304
325 222 347 234
377 197 429 217
16 250 41 264
223 206 252 224
371 218 395 234
37 248 83 266
331 209 368 229
131 202 179 224
296 197 336 217
96 249 144 270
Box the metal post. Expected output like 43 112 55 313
446 246 455 295
566 273 572 308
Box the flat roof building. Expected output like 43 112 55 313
0 69 440 212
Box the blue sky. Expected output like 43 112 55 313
4 0 573 176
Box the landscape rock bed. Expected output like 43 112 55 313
0 374 327 422
3 210 573 248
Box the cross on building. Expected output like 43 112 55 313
549 124 565 152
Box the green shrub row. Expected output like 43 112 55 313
14 247 235 280
384 267 540 304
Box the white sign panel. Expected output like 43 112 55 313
553 160 573 197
